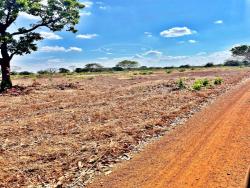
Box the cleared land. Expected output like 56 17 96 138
0 68 249 187
89 74 250 188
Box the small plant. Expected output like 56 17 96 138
192 82 202 91
214 77 223 85
202 78 210 86
139 71 153 75
166 69 172 74
177 78 186 89
179 68 186 72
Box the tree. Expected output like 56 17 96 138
59 68 70 73
224 60 242 66
116 60 139 69
231 45 250 62
85 63 103 72
204 62 214 67
0 0 84 91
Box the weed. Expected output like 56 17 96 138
166 69 172 74
177 78 186 89
214 77 223 85
202 78 210 86
192 82 202 91
179 69 186 72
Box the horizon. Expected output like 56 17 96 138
10 0 250 71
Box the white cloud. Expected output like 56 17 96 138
188 39 197 44
40 31 62 40
143 50 162 57
76 34 98 39
82 1 93 8
214 20 223 24
47 58 64 64
80 11 92 16
40 46 82 53
19 12 40 20
160 27 197 38
68 47 82 52
99 6 108 10
144 32 153 37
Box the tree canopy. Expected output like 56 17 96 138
116 60 140 69
231 45 250 61
0 0 84 90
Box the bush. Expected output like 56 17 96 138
139 71 153 75
192 82 202 91
74 68 88 73
192 78 210 91
179 69 186 72
165 69 172 74
112 66 124 71
59 68 70 73
19 71 33 75
214 77 223 85
202 78 210 86
204 62 214 67
224 60 242 66
179 64 190 68
11 71 18 75
177 78 186 89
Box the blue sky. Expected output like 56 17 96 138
11 0 250 71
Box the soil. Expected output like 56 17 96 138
0 68 249 187
89 78 250 188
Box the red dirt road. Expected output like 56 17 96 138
89 80 250 188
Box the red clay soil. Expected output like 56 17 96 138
88 79 250 188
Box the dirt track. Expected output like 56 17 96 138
89 79 250 188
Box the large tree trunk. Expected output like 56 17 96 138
1 58 12 91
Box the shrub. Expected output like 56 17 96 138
112 66 124 71
177 78 186 89
204 62 214 67
165 69 172 74
59 68 70 73
179 64 190 68
202 78 210 86
214 77 223 85
139 71 153 75
179 69 186 72
224 60 242 66
19 71 33 75
192 82 202 91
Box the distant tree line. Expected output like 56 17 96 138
8 45 250 76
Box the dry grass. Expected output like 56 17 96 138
0 68 249 187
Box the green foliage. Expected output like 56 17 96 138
59 68 70 73
116 60 140 69
214 77 223 85
192 78 210 91
37 68 57 75
192 82 202 91
165 69 172 74
231 45 250 60
112 66 124 71
85 63 103 72
179 69 186 72
224 60 242 66
179 64 190 68
139 70 153 75
0 0 84 58
204 62 214 67
177 78 186 89
202 78 210 86
19 71 33 75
